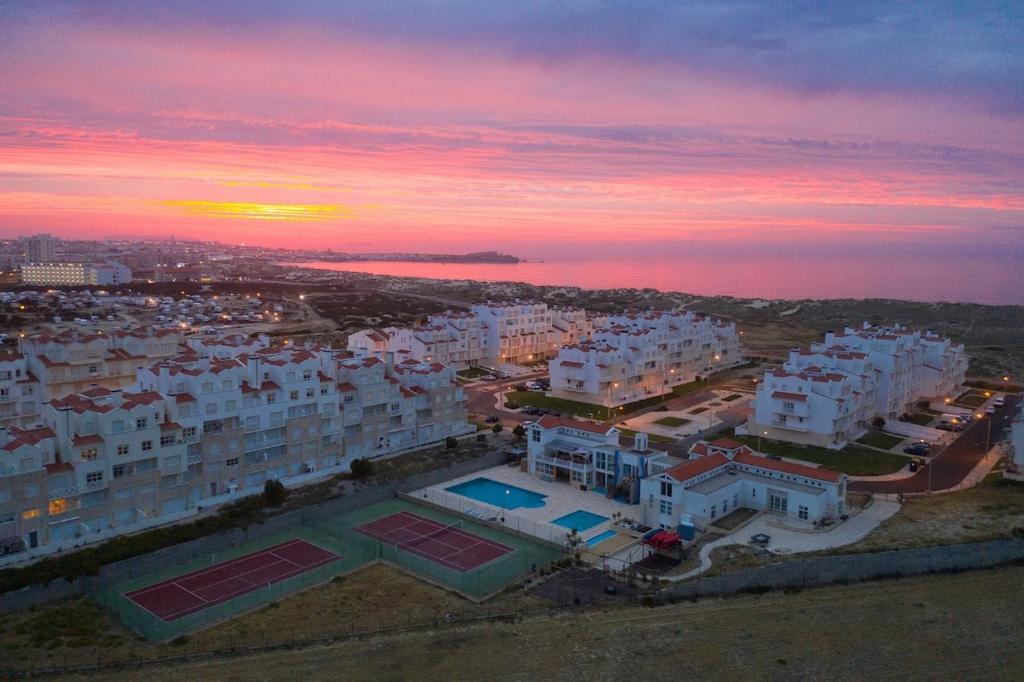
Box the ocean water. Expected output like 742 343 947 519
283 251 1023 305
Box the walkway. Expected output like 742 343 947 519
660 499 901 582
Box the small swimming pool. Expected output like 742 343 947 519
551 509 608 532
445 477 547 509
585 529 617 548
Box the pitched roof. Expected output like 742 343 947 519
733 452 841 483
664 453 729 482
536 415 613 435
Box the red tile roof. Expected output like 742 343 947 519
536 415 612 435
664 453 729 482
733 452 841 483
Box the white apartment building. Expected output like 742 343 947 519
748 322 966 449
21 327 185 400
347 302 591 369
0 337 472 557
640 438 846 531
526 415 668 501
0 351 42 429
748 347 878 449
24 234 55 263
20 262 132 287
549 311 742 407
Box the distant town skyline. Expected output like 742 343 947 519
1 1 1022 256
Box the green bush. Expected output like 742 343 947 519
349 457 373 480
263 479 288 507
491 423 503 434
445 437 458 449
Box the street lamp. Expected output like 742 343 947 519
758 430 767 454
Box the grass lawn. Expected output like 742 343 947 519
906 413 934 426
956 394 987 408
670 380 704 396
504 391 670 419
653 416 689 427
688 406 708 414
456 367 493 379
721 429 908 476
855 431 905 450
617 428 677 445
722 394 743 402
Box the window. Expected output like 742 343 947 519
722 499 728 514
21 508 41 520
710 504 717 520
86 471 103 484
225 400 236 412
182 426 197 441
659 499 672 515
117 444 129 456
531 429 540 442
135 417 147 430
202 382 213 393
226 457 239 467
733 493 739 509
88 364 98 374
390 402 401 413
303 369 313 380
305 388 315 399
112 420 125 433
112 464 126 479
206 402 217 415
141 440 153 452
798 505 809 520
289 390 299 401
660 481 673 497
81 447 98 461
343 394 354 405
160 434 176 447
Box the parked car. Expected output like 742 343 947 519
993 397 1005 407
903 442 930 456
484 415 500 423
520 406 539 415
985 405 996 414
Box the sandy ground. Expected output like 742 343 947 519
68 566 1024 682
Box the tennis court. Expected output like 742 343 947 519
354 511 511 572
125 539 341 622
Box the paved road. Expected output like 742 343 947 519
849 394 1019 494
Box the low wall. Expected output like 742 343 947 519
651 538 1024 603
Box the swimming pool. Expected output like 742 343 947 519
585 529 617 548
445 477 547 509
551 509 608 532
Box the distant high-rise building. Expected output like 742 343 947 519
24 233 55 263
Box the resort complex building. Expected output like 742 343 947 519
0 331 472 557
640 438 847 531
525 416 845 531
526 415 670 503
20 261 132 287
747 322 967 449
548 311 742 407
346 301 592 369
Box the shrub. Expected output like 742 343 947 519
476 433 487 443
512 424 526 439
350 458 373 480
872 416 886 429
446 437 458 449
491 423 503 434
263 479 288 507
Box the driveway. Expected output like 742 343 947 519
850 394 1019 494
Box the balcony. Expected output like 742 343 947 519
771 419 808 432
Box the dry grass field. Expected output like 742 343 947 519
67 566 1024 681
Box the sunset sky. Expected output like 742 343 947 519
1 1 1022 256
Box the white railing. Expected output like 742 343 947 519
415 486 572 549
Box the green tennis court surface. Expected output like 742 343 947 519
94 498 561 641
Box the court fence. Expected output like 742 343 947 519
3 537 1024 677
0 449 510 614
405 487 576 551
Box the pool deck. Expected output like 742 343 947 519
413 464 642 546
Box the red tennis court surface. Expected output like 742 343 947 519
125 539 340 622
355 511 512 572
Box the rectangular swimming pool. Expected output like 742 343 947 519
585 529 618 548
552 509 608 532
445 477 547 509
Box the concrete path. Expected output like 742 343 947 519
660 499 901 582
